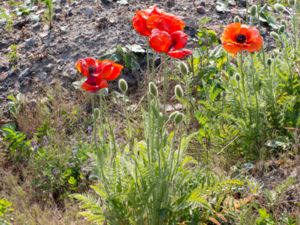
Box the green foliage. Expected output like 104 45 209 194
41 0 54 29
1 125 32 163
6 44 18 64
30 141 91 202
73 92 245 225
0 7 13 31
0 199 13 225
188 7 300 161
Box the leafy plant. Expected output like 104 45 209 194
41 0 54 29
1 125 32 163
0 7 13 31
0 199 13 225
6 44 18 65
73 84 245 225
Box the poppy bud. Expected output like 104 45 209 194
235 73 240 81
278 25 285 34
174 112 184 124
233 16 241 23
270 31 280 40
169 111 179 121
175 84 184 99
93 108 100 120
149 82 158 97
274 3 286 12
267 58 272 66
288 0 296 7
179 62 189 75
118 78 128 94
250 5 258 17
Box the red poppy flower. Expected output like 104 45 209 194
221 23 263 55
132 5 185 36
149 29 192 59
76 58 123 93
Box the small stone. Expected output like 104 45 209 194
32 22 41 31
237 0 247 7
200 1 205 6
60 26 68 34
196 6 206 14
83 7 94 18
45 64 54 73
29 15 40 23
166 0 175 8
24 38 37 50
19 68 31 79
0 72 9 81
55 6 62 14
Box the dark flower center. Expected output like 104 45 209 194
235 34 247 44
88 66 97 75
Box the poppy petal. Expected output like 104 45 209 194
76 57 99 77
132 5 163 36
96 60 124 81
221 23 241 43
221 23 263 55
170 31 188 50
149 29 172 53
105 63 124 81
222 42 242 55
147 12 185 34
81 79 108 93
244 35 263 53
132 11 151 36
167 49 192 59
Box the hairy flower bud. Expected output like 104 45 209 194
288 0 296 7
267 58 272 66
179 62 189 75
175 84 184 99
274 3 286 12
235 73 240 81
233 16 241 23
149 82 158 97
270 31 280 40
250 5 258 17
118 78 128 94
174 112 184 124
93 108 100 120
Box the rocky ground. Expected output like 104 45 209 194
0 0 255 102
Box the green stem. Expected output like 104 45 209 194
91 94 98 148
162 55 168 115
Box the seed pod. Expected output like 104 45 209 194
118 78 128 94
250 5 257 17
175 84 184 99
274 3 286 12
270 31 280 40
93 108 100 120
179 62 189 75
267 58 272 66
233 16 241 23
149 82 158 97
174 112 184 124
288 0 296 7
